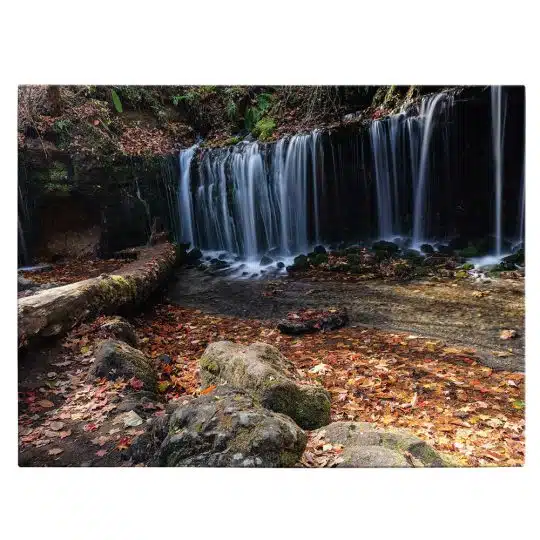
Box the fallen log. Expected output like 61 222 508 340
18 242 179 348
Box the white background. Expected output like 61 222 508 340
1 1 537 538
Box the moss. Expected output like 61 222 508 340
252 117 276 141
459 246 479 258
200 355 220 375
224 136 241 146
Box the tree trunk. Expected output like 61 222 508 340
18 243 178 348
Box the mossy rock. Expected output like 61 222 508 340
313 245 327 255
346 254 361 265
159 386 306 467
89 339 157 392
99 316 138 347
200 341 331 430
291 254 309 270
502 249 524 266
371 240 400 254
459 263 474 271
420 243 435 254
458 246 479 258
313 421 447 468
309 253 328 266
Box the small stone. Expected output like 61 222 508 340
123 410 143 427
500 329 518 340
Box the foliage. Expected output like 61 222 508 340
111 89 123 113
244 92 274 131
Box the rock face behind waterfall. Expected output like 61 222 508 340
157 386 307 467
199 341 331 430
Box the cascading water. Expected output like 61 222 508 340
178 145 198 245
173 87 524 267
370 120 394 239
412 92 454 246
491 86 507 255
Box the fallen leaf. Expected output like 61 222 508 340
200 385 217 395
37 400 54 408
48 448 63 456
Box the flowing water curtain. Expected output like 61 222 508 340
411 92 455 246
491 86 507 255
370 120 394 239
310 130 323 244
177 145 198 246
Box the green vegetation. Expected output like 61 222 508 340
111 89 123 113
252 117 276 141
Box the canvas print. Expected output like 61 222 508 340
18 85 525 467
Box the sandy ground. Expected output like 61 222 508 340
167 269 525 372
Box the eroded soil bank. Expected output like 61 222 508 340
167 269 525 372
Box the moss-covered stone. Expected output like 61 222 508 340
313 421 447 468
89 338 157 392
158 385 306 467
200 341 331 430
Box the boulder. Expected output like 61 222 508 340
89 339 157 392
420 243 434 254
99 316 138 347
187 248 203 261
199 341 331 430
260 255 274 266
277 309 348 335
459 246 479 258
277 262 285 269
313 245 327 255
291 254 309 270
309 253 328 266
157 386 307 467
314 421 447 468
371 240 400 254
18 275 38 292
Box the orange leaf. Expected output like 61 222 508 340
200 385 217 395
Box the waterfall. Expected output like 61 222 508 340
412 92 454 246
178 145 198 245
370 120 394 239
310 130 322 244
491 86 507 255
517 152 525 243
173 87 523 262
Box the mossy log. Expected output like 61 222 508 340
18 243 178 348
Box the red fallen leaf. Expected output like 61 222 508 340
463 358 475 365
129 377 144 390
84 422 98 432
59 430 72 439
96 449 107 457
117 437 132 450
93 119 100 126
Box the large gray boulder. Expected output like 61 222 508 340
89 339 157 392
157 386 307 467
199 341 331 430
314 421 447 468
